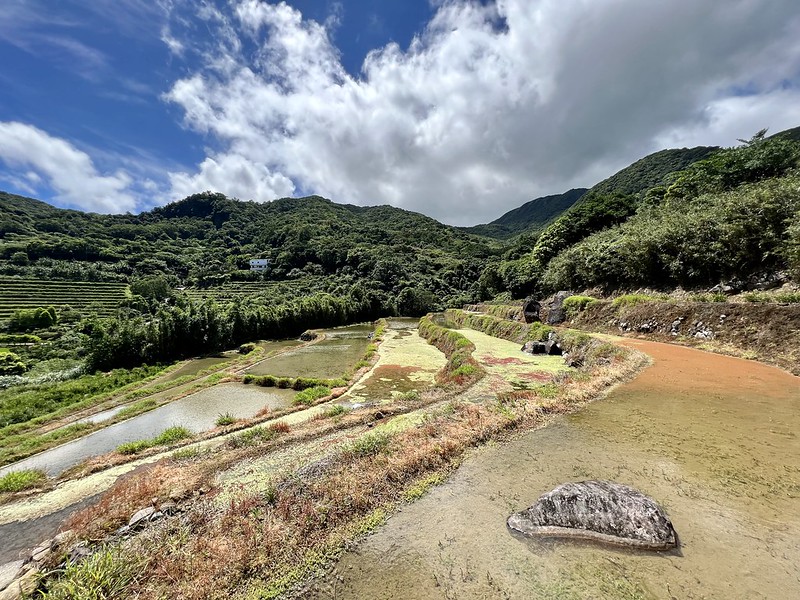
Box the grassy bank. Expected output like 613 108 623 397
417 314 484 384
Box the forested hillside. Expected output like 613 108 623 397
479 131 800 297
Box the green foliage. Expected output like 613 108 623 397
0 365 162 428
38 547 141 600
226 423 287 449
0 468 47 492
0 349 26 375
562 295 599 317
8 305 57 331
293 385 331 405
418 315 484 383
238 342 257 354
243 374 346 390
544 172 800 291
116 426 192 454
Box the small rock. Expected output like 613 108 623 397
546 291 571 325
149 511 164 523
160 501 178 515
0 567 39 600
0 561 24 592
544 340 562 356
299 330 318 342
29 545 50 563
522 297 541 324
521 341 546 355
52 531 74 548
129 506 156 529
115 525 131 537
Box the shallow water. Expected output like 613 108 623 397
308 339 800 599
0 384 296 477
245 324 373 379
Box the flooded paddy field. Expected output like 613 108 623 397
307 339 800 599
0 384 296 478
245 324 374 379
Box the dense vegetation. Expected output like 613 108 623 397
480 132 800 297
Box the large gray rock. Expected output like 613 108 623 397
546 291 571 325
522 298 541 324
507 480 677 551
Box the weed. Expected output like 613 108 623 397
215 412 238 426
0 468 47 492
39 547 141 600
117 426 192 454
322 404 350 418
346 431 392 457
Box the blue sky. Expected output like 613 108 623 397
1 0 800 224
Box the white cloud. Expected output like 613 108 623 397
159 0 800 225
0 122 138 212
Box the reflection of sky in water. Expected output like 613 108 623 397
0 384 295 477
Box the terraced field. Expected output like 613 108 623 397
0 278 128 320
183 278 324 302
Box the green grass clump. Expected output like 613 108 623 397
346 431 392 457
611 294 661 309
562 295 600 317
322 404 350 418
38 547 140 600
215 412 237 426
116 426 192 455
226 422 289 448
0 468 47 493
294 385 331 406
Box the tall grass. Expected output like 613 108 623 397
0 468 47 493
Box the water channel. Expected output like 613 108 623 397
308 338 800 599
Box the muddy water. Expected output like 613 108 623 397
308 339 800 599
0 384 296 478
246 324 374 379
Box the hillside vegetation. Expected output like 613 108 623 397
480 133 799 297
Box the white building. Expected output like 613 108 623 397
249 258 272 271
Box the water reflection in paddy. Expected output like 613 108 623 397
0 384 296 478
246 324 374 380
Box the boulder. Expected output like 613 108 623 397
546 291 571 325
521 341 546 355
544 340 562 356
299 330 318 342
522 298 541 324
507 480 677 551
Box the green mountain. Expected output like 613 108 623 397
462 188 587 239
0 191 496 308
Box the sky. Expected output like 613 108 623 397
1 0 800 226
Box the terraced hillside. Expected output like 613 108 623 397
0 278 128 320
183 278 324 303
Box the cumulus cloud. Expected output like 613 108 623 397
160 0 800 225
0 122 138 212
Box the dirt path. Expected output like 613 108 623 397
306 339 800 599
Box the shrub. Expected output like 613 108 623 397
611 294 661 309
0 468 47 493
238 342 257 355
